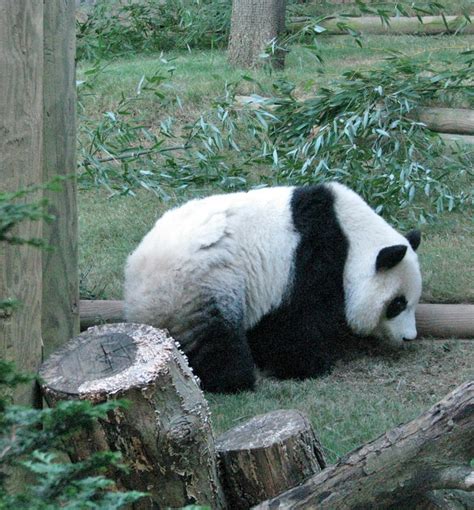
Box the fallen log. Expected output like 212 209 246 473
417 108 474 135
79 300 474 339
80 299 123 330
288 15 474 35
439 133 474 147
234 97 474 138
39 323 226 510
216 410 326 509
416 304 474 339
253 380 474 510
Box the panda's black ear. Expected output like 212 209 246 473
376 245 407 272
406 229 421 251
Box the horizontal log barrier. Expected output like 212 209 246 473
416 108 474 135
234 98 474 138
415 304 474 339
80 299 123 330
289 15 474 35
439 133 474 147
80 300 474 339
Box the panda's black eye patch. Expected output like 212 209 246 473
386 296 407 319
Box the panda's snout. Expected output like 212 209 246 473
402 329 417 342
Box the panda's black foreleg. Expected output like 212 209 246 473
182 299 256 393
248 317 337 381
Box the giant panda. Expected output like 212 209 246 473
124 183 422 393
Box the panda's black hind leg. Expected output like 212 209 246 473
182 298 256 393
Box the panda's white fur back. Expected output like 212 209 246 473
124 187 300 338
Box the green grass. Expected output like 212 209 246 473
78 35 473 464
78 34 474 113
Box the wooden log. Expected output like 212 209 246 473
80 300 474 339
234 97 474 138
216 410 326 509
288 15 474 35
254 381 474 509
80 299 124 330
417 108 474 135
42 0 79 356
0 1 44 406
39 323 226 510
438 133 474 147
416 304 474 339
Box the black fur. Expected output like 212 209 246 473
376 245 407 272
406 229 421 251
247 185 351 380
182 292 256 393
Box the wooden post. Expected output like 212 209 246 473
39 323 227 510
0 2 44 405
216 410 326 509
42 0 79 357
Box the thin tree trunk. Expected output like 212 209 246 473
228 0 287 69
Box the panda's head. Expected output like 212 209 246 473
345 229 422 346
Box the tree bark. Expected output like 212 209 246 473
254 381 474 509
228 0 287 69
39 323 226 510
216 410 326 509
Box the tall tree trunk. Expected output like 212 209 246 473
228 0 287 69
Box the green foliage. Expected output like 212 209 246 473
0 361 145 509
77 48 473 227
77 61 249 197
258 51 474 224
76 0 232 61
77 62 184 197
76 0 472 62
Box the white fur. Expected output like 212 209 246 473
124 187 300 344
328 182 422 345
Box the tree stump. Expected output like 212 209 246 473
39 323 226 510
216 409 326 509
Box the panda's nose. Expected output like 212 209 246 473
403 331 417 341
